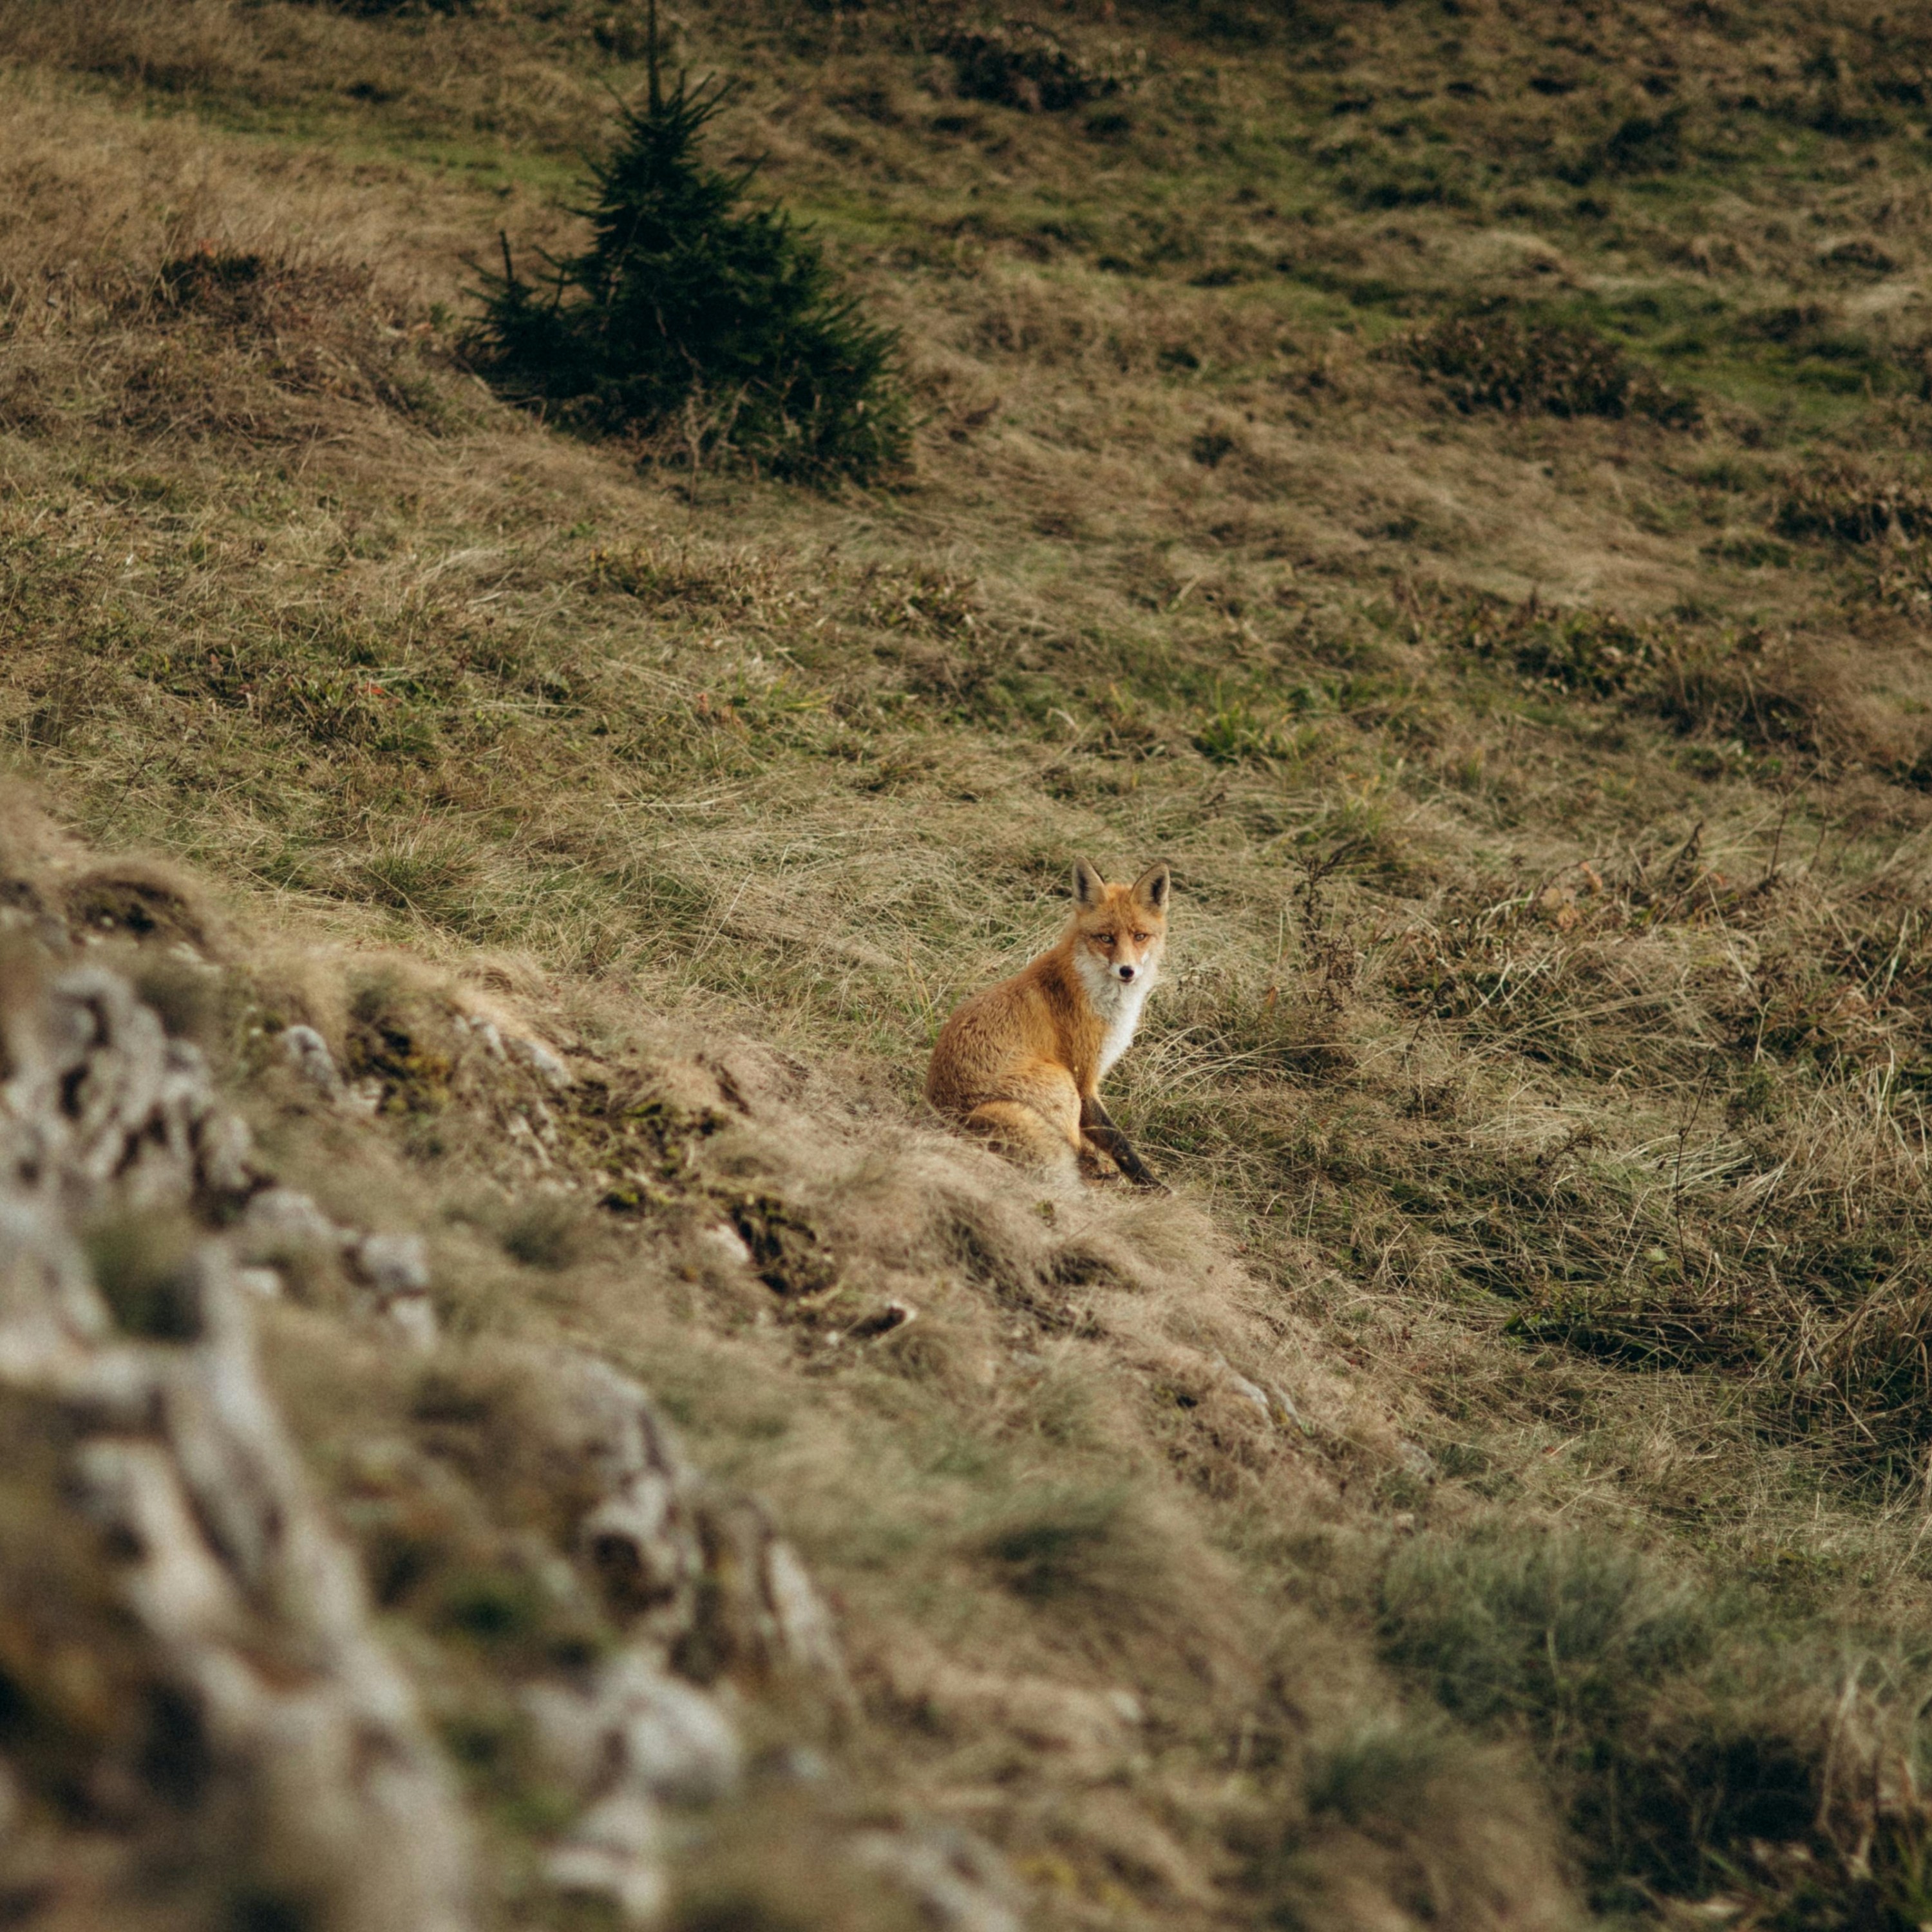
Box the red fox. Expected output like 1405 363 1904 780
927 859 1170 1188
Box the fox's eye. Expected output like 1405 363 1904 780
1132 931 1151 943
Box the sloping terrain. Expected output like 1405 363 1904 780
7 2 1932 1927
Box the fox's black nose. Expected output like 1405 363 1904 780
1116 963 1137 982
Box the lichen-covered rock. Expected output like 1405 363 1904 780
0 954 473 1932
547 1352 707 1640
686 1490 856 1707
243 1184 347 1251
541 1350 853 1707
849 1822 1026 1932
509 1350 866 1921
281 1022 344 1097
351 1231 438 1346
0 963 261 1215
545 1789 668 1923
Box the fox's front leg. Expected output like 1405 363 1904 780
1079 1094 1165 1192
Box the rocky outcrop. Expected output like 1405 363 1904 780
521 1351 860 1920
0 956 472 1931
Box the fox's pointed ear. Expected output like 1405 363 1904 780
1132 863 1171 913
1071 858 1106 907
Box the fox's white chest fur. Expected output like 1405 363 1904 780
1075 952 1156 1080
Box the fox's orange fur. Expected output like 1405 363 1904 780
927 859 1170 1188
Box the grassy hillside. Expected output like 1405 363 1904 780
10 1 1932 1926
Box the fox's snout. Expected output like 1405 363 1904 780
1114 962 1139 983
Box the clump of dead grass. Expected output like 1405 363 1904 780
936 21 1137 114
0 0 249 97
1381 1522 1932 1926
1437 590 1911 770
0 88 468 450
1395 312 1701 428
1776 462 1932 545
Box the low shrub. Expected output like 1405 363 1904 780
1193 696 1302 764
1454 596 1661 697
1600 104 1690 175
469 70 909 484
146 246 384 339
938 21 1133 113
1646 625 1862 759
1776 462 1932 544
1379 1528 1708 1740
1302 1716 1453 1826
153 247 276 322
308 0 473 13
1379 1527 1932 1921
1447 594 1863 761
1767 1279 1932 1479
1397 312 1701 427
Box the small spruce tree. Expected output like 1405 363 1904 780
471 17 908 484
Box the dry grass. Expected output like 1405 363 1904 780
7 0 1932 1924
